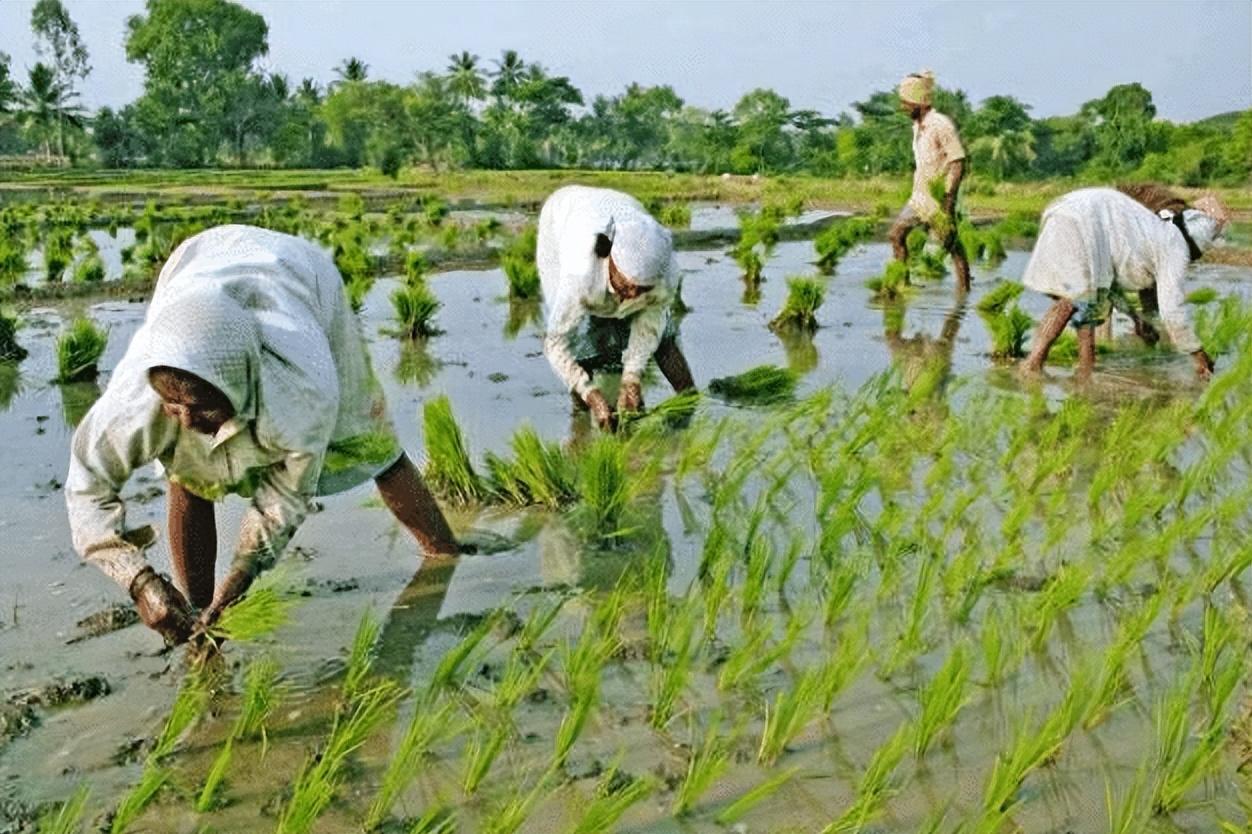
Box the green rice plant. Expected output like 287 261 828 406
554 684 598 768
423 196 450 226
481 776 551 834
55 318 107 383
37 783 89 834
740 534 775 625
110 767 168 834
1028 563 1091 648
757 667 826 765
717 609 810 692
1195 295 1252 357
0 310 26 361
207 585 296 644
814 215 876 273
151 674 211 761
731 209 781 282
409 806 456 834
568 766 655 834
648 599 698 729
391 281 441 338
572 434 641 541
43 228 74 281
975 281 1024 315
708 364 797 405
404 249 429 283
1148 670 1224 815
714 766 799 825
623 389 701 433
485 426 577 509
195 737 233 813
343 609 383 702
278 682 402 834
462 721 511 795
501 225 540 300
658 202 692 229
881 552 939 678
818 615 870 711
821 722 913 834
0 237 28 284
1083 594 1162 729
672 714 734 817
1107 767 1151 834
365 699 460 830
72 236 106 283
982 303 1034 359
516 598 565 654
770 276 826 332
491 647 554 711
1185 287 1219 305
427 614 498 695
913 643 970 757
866 260 910 300
422 395 485 504
196 655 283 812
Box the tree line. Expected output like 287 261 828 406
1 0 1249 185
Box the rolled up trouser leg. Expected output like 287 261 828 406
1023 297 1076 371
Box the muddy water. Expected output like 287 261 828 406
1 241 1249 831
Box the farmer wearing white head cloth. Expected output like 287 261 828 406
537 185 695 430
1019 186 1231 379
890 70 973 293
66 225 465 645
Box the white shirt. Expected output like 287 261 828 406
1021 188 1200 353
909 110 966 220
537 186 677 397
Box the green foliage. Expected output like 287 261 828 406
866 260 910 301
390 280 441 338
422 394 484 504
0 310 27 361
54 317 106 382
770 276 826 331
814 215 876 273
485 426 578 508
658 202 692 228
708 364 797 404
36 783 89 834
501 225 540 300
731 208 781 281
206 586 295 643
981 304 1034 359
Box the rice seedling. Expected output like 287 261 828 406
278 681 402 834
195 737 233 813
55 318 107 383
976 281 1024 315
343 609 383 702
365 699 461 830
427 614 498 695
658 202 692 228
714 766 799 825
982 303 1034 359
43 228 74 281
422 395 485 504
731 209 782 283
409 806 457 834
490 646 554 711
913 643 970 758
391 281 442 338
866 260 910 300
72 236 106 283
770 276 826 332
568 766 655 834
757 667 826 765
484 426 577 509
516 598 565 655
708 364 797 405
480 775 552 834
1185 287 1219 305
206 585 296 644
623 388 701 433
0 237 28 284
572 434 643 542
36 783 89 834
462 720 511 795
648 597 699 729
1106 767 1151 834
672 714 734 817
0 310 26 361
553 683 598 768
110 767 168 834
501 225 540 300
814 215 876 273
1148 669 1226 816
1028 563 1091 648
821 721 913 834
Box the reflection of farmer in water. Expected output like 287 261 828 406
538 186 695 432
66 226 464 646
890 70 972 293
1019 187 1230 380
883 300 966 403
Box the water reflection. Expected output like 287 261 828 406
883 298 966 405
503 298 542 340
59 380 102 427
779 328 819 375
394 338 442 387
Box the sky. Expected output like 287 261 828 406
0 0 1248 123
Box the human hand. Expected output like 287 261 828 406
617 379 644 415
196 568 253 632
1192 349 1214 381
584 388 617 432
129 567 195 646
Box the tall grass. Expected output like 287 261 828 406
55 318 107 383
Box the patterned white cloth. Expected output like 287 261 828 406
1021 188 1204 353
908 109 966 221
537 186 678 397
66 225 400 590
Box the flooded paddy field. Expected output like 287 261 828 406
3 222 1252 834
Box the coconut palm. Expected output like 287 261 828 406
0 53 17 116
17 61 83 159
446 51 485 106
491 49 525 103
334 57 369 85
296 77 322 106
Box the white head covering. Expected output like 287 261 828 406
899 71 935 106
610 216 673 287
1181 209 1224 254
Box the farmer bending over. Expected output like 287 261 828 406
1019 188 1230 379
66 225 463 645
538 185 695 431
889 70 972 293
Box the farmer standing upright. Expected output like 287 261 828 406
890 70 972 293
1018 187 1229 379
537 185 696 431
66 225 464 645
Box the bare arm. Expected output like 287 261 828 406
944 159 965 217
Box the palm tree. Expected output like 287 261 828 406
333 57 369 86
296 77 322 106
0 53 17 116
446 51 485 106
18 62 83 160
491 49 525 104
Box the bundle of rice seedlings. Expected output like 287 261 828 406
1185 287 1219 305
391 281 441 338
0 238 28 284
975 281 1024 315
770 276 826 332
404 249 429 284
658 203 692 229
624 389 701 433
72 237 106 283
485 426 577 508
708 365 797 405
0 310 26 361
814 215 876 273
501 226 540 300
206 586 296 644
568 767 655 834
571 435 634 542
43 228 74 282
422 395 485 504
55 318 107 383
981 302 1034 360
866 261 910 301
